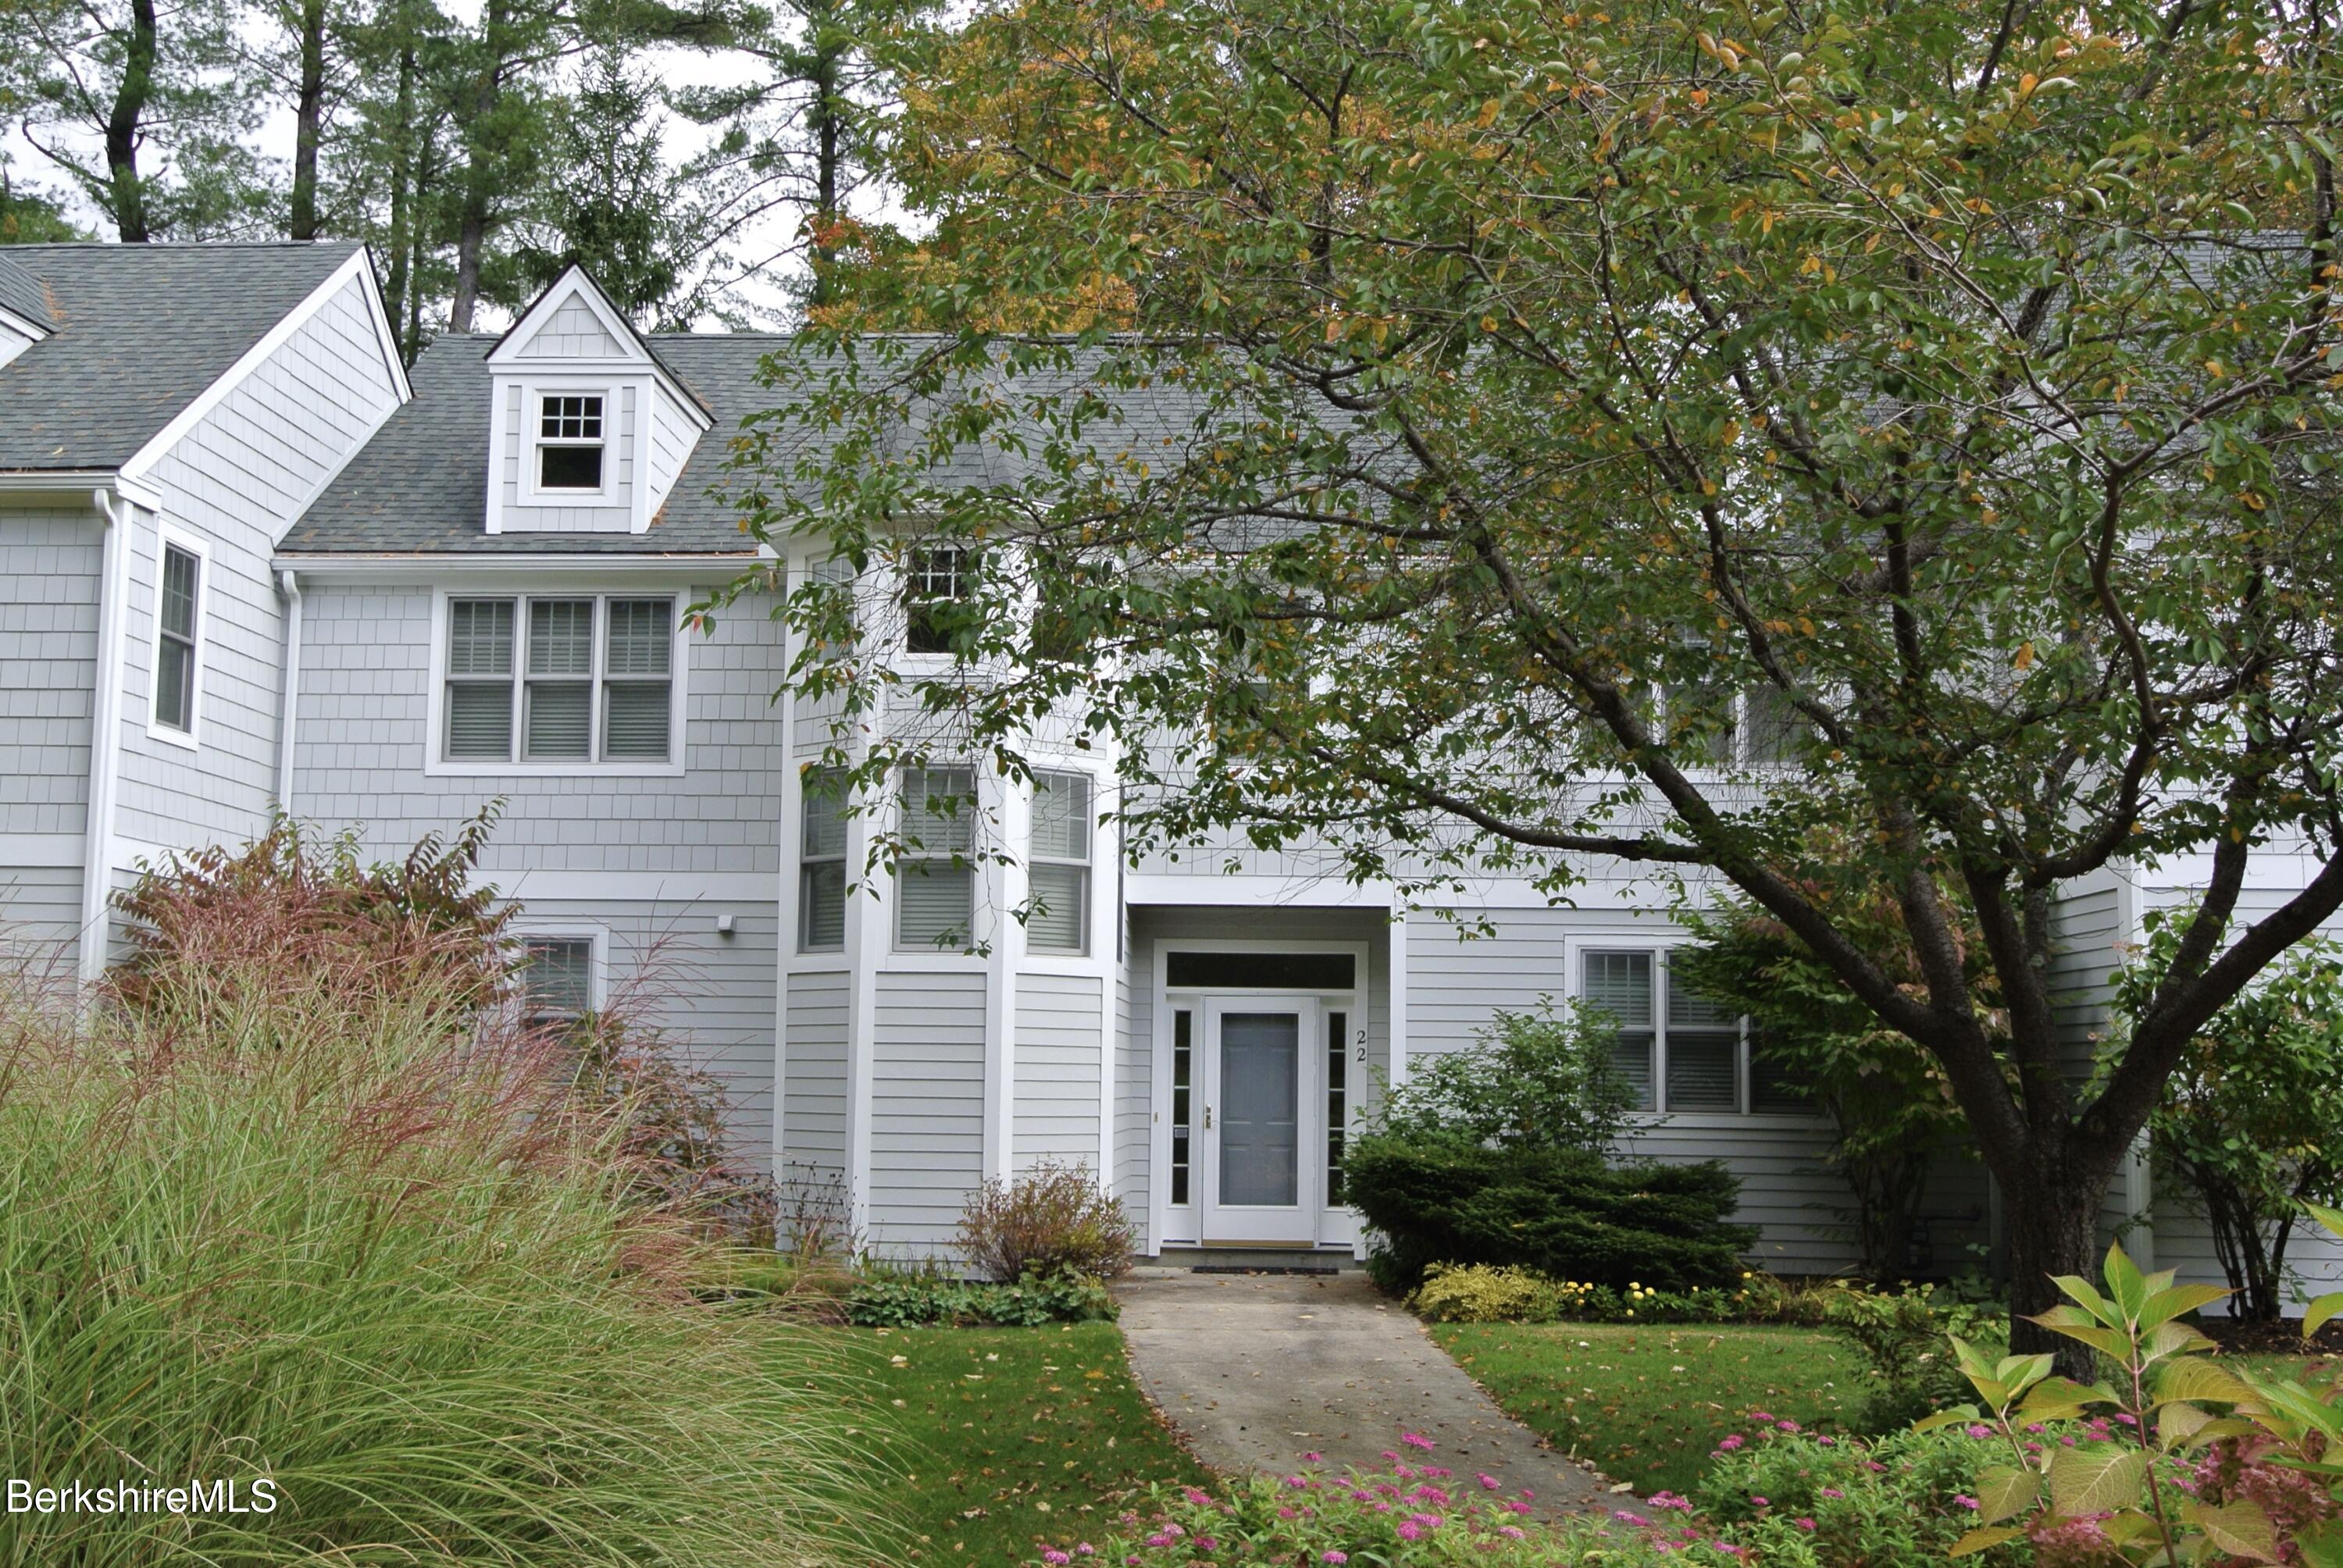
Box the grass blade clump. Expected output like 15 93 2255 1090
0 834 886 1566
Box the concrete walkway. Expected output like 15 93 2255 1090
1115 1269 1612 1518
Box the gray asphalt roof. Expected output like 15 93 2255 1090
283 333 785 555
0 252 47 326
284 332 1223 556
0 241 360 472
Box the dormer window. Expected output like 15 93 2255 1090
536 394 606 492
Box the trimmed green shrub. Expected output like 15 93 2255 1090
1345 1131 1756 1292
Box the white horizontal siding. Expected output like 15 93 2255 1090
868 971 986 1255
1015 970 1103 1167
782 968 849 1184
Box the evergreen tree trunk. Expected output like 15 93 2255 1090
804 27 845 311
289 0 326 239
383 41 417 351
448 0 507 333
106 0 159 241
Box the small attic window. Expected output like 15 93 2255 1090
537 394 605 491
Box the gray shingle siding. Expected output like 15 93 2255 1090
287 584 788 876
0 242 362 472
507 895 778 1170
116 268 403 857
0 510 99 844
1402 903 1976 1274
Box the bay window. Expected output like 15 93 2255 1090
897 765 976 950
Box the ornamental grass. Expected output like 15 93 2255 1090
0 923 884 1566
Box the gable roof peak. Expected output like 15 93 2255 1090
488 264 651 366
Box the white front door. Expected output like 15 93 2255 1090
1199 996 1320 1244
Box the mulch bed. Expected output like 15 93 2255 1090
2198 1313 2343 1356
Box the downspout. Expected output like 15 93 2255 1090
275 569 303 814
78 487 132 987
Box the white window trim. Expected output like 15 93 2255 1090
520 382 626 508
424 588 687 778
144 522 210 750
1574 939 1827 1124
510 924 610 1017
897 543 975 662
797 766 851 954
1025 768 1093 956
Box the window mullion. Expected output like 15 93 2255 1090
588 596 605 763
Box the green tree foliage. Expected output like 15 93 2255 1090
1 0 267 241
728 0 2343 1363
2114 919 2343 1322
515 40 722 325
1675 890 1989 1281
671 0 924 315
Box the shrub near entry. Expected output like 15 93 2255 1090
1345 1135 1755 1294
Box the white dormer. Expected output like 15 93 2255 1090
483 265 711 535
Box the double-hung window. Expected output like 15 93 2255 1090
903 546 972 655
519 935 596 1030
441 594 676 765
536 394 606 492
799 768 849 952
1580 949 1799 1115
1026 771 1091 953
152 540 203 736
896 765 975 950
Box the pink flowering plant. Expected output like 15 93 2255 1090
1917 1231 2343 1564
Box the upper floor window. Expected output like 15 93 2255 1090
441 594 675 766
903 546 972 655
1027 771 1091 953
1659 678 1810 768
897 765 975 950
799 768 849 953
537 394 606 492
1580 948 1806 1116
150 538 204 739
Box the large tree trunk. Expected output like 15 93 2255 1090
107 0 159 241
1991 1130 2130 1376
289 0 326 239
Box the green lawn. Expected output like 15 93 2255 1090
1432 1321 1867 1498
814 1321 1213 1566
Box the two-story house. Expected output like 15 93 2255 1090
0 241 2323 1294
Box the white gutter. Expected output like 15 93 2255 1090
78 486 135 986
275 569 303 814
0 470 164 512
269 551 768 580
